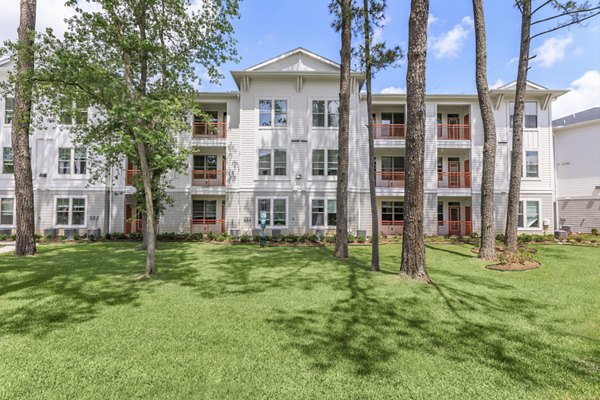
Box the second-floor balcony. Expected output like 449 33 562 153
437 172 471 189
437 124 470 140
192 122 227 139
126 169 140 186
376 171 405 188
373 124 405 140
192 169 226 186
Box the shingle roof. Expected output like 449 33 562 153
552 107 600 127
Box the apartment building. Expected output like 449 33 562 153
553 107 600 233
0 49 566 237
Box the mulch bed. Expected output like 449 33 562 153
486 260 541 271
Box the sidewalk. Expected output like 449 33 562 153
0 242 15 254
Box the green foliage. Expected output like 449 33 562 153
73 233 80 241
347 233 355 243
357 235 366 243
591 228 598 236
0 234 7 241
239 234 250 243
495 233 506 242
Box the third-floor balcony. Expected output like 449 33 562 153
437 172 471 188
192 169 226 186
192 121 227 139
376 171 405 188
373 124 405 140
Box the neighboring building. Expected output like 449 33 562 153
0 49 567 237
553 107 600 233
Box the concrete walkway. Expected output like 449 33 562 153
0 242 15 254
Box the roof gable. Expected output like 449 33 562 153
245 48 340 73
495 80 548 91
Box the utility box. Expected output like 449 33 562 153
44 228 57 238
87 228 101 239
64 228 77 240
357 230 367 238
230 229 240 238
554 230 567 241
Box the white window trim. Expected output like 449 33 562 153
0 196 16 227
517 198 542 231
57 147 88 177
522 149 541 181
3 97 14 126
255 196 289 229
53 195 88 228
309 197 337 228
257 97 289 129
508 100 539 130
310 148 338 179
310 98 340 129
2 146 14 176
256 148 287 178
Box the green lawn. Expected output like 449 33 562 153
0 242 598 399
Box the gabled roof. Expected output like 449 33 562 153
553 107 600 128
244 47 340 73
494 80 548 91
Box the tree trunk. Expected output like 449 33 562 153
363 0 379 271
399 0 430 283
11 0 37 256
472 0 497 261
505 0 532 253
334 0 351 259
141 210 157 251
137 143 156 276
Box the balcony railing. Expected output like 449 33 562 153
437 221 472 236
192 170 226 186
193 122 227 139
437 124 470 140
125 218 143 234
126 169 140 186
373 124 405 140
437 172 471 188
380 220 404 236
376 171 405 188
191 219 225 234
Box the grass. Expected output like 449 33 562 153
0 242 598 399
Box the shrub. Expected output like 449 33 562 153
357 235 366 243
0 234 6 241
519 234 532 243
239 234 250 243
470 232 479 238
590 239 597 244
347 233 355 243
45 234 53 241
206 231 216 241
73 233 80 241
495 233 506 242
216 233 226 242
34 234 42 240
88 234 95 241
10 234 16 241
324 235 336 243
104 233 112 240
575 236 583 243
591 228 598 236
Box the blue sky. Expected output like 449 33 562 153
1 0 599 117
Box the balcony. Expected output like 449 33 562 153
437 172 471 189
125 218 142 234
191 219 225 234
192 122 227 139
373 124 405 140
437 124 470 140
437 220 472 236
380 220 403 236
126 169 140 186
192 170 226 187
376 171 405 188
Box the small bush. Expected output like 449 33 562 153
347 233 355 243
34 234 42 240
216 233 227 242
88 234 95 241
73 233 80 241
206 231 216 241
519 233 532 243
590 239 597 244
495 233 506 242
324 235 336 243
470 232 479 238
357 235 366 243
591 228 598 236
45 234 53 240
575 236 583 243
10 234 16 241
0 234 6 241
239 234 250 243
104 233 112 240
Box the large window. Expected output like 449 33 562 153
381 112 404 125
525 151 539 178
312 100 339 127
381 156 404 180
55 197 86 226
312 149 338 176
59 100 88 125
0 198 14 225
257 198 287 227
518 200 540 229
193 154 217 179
4 97 14 124
311 199 336 227
3 147 13 174
510 101 538 129
258 149 286 176
192 200 217 222
259 99 287 127
58 147 87 175
382 201 404 223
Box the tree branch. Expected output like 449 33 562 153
532 6 600 25
531 10 600 38
532 0 553 16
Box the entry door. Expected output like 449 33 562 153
464 159 470 187
125 205 143 234
448 160 460 187
448 206 461 235
465 206 472 235
463 114 470 139
448 114 460 139
221 200 226 233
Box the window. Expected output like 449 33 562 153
258 149 286 176
3 147 13 174
0 198 14 225
525 151 538 178
59 100 88 125
74 148 87 174
193 154 217 179
381 156 404 180
312 149 337 176
311 199 337 227
312 100 339 127
55 197 86 226
510 101 538 129
257 198 287 227
438 203 444 222
382 201 404 223
259 99 287 127
518 200 540 229
4 97 14 124
193 200 217 222
58 148 71 174
437 157 443 180
381 112 404 125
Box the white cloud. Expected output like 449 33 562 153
0 0 73 43
553 70 600 118
428 14 438 27
507 57 519 66
490 79 505 89
533 35 574 68
430 16 473 59
372 16 391 44
381 86 405 94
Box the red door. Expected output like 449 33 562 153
125 205 142 234
463 114 470 139
449 160 460 188
448 206 461 235
464 159 470 188
465 206 472 235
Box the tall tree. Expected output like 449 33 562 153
10 0 37 256
332 0 352 259
355 0 402 271
472 0 497 261
505 0 599 254
399 0 430 282
30 0 239 275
